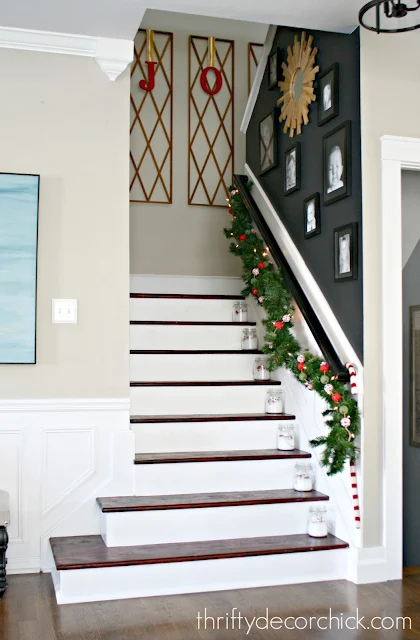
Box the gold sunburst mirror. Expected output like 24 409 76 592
277 32 319 137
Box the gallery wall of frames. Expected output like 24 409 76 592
246 26 363 361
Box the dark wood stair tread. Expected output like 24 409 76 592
97 489 327 512
130 412 295 423
130 380 281 387
130 293 244 300
134 449 310 464
130 349 263 355
50 533 348 571
130 321 256 326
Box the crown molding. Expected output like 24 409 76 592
0 26 133 81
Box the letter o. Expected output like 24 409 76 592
200 66 223 95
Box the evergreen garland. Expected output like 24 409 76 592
224 184 359 476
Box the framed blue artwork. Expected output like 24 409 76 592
0 173 40 364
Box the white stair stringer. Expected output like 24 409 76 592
101 500 327 546
51 548 349 605
135 458 300 495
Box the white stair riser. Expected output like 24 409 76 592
132 420 295 453
101 501 326 546
52 549 348 604
130 385 279 415
130 298 240 322
130 324 250 351
135 459 301 494
130 353 258 381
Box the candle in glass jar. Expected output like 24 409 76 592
253 357 270 380
308 506 328 537
265 389 284 413
277 424 295 450
294 463 314 491
232 301 248 323
241 327 258 350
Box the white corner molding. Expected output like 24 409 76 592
240 25 277 134
0 26 133 81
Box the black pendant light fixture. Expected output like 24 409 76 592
359 0 420 32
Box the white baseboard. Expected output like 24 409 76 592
7 557 41 574
347 547 388 584
130 274 243 296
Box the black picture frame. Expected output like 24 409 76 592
268 48 281 90
303 193 321 239
318 63 339 126
334 222 358 282
284 142 301 195
259 111 277 176
409 305 420 447
323 120 351 206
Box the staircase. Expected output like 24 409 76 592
49 291 348 604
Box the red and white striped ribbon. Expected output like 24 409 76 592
345 362 358 395
350 460 361 528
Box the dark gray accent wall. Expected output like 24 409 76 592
246 26 363 361
403 237 420 566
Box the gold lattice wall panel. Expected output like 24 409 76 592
248 42 264 94
189 36 234 208
130 30 173 204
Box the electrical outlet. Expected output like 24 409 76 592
52 299 78 324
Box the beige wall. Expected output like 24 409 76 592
360 29 420 546
130 11 267 277
0 49 130 398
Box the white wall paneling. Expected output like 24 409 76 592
0 398 133 573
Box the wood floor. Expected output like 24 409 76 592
1 573 420 639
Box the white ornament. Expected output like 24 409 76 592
297 354 305 363
341 417 351 427
258 296 265 304
282 314 291 322
324 384 334 395
252 268 259 276
306 383 313 390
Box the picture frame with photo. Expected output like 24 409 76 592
303 193 321 239
268 48 281 90
284 142 301 195
318 63 339 126
323 120 351 206
409 304 420 448
334 222 358 282
259 111 277 175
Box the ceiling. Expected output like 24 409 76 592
0 0 366 40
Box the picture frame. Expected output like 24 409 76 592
259 111 277 175
409 305 420 447
284 142 301 195
323 120 351 205
303 193 321 239
0 172 40 364
334 222 358 282
318 63 339 126
268 48 281 90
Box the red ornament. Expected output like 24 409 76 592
200 66 223 95
258 262 265 269
275 321 284 330
297 362 305 371
239 234 246 241
319 362 329 374
228 208 233 215
252 289 258 296
331 393 342 403
139 61 157 92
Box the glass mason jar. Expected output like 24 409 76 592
294 462 314 492
265 388 284 414
232 301 248 323
308 505 328 538
277 424 295 450
241 327 258 350
253 356 271 381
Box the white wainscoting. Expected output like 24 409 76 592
0 398 133 573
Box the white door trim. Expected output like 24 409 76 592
381 135 420 580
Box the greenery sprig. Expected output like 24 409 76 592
224 184 359 476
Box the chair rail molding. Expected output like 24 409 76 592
0 26 135 81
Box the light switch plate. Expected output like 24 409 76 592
52 299 78 324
